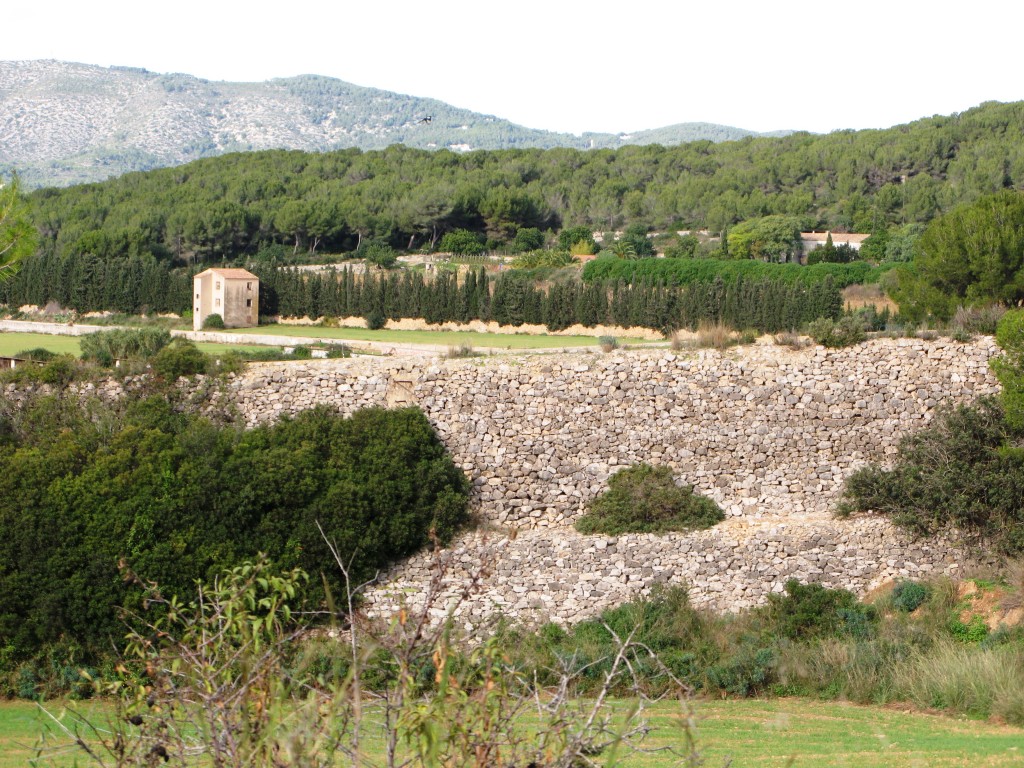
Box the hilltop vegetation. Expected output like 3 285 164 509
16 99 1024 259
0 60 773 188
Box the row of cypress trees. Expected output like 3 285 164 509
260 267 841 333
0 250 190 314
0 254 842 333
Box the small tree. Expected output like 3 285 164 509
358 241 399 269
438 229 486 256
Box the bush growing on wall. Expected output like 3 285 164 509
575 463 724 535
838 398 1024 554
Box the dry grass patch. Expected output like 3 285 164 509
843 283 898 313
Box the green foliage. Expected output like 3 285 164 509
511 226 545 252
79 327 173 366
839 398 1024 554
496 587 710 696
510 249 575 269
570 238 598 256
582 256 873 289
993 308 1024 430
908 191 1024 319
949 615 990 644
358 240 398 269
0 398 469 668
438 228 486 255
150 338 210 379
806 241 859 265
616 224 656 258
13 347 56 362
364 307 386 330
891 580 931 613
727 215 804 263
805 315 867 347
762 580 877 641
575 463 724 535
663 234 700 259
705 642 777 697
558 225 598 254
202 312 226 329
0 175 37 281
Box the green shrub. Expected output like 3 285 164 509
358 241 399 269
438 229 486 256
805 315 866 347
891 580 931 613
202 313 226 330
993 308 1024 430
839 398 1024 554
575 463 724 535
763 580 876 641
151 339 211 379
14 348 56 362
79 327 172 366
0 399 470 665
949 615 990 644
705 641 776 697
365 308 386 330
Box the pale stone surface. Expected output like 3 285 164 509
5 336 1002 629
222 337 1001 628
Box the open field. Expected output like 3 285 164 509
228 324 653 349
0 332 274 358
3 698 1022 768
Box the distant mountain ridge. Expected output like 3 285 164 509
0 60 790 188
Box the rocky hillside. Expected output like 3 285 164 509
1 60 784 188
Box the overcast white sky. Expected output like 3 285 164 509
6 0 1023 135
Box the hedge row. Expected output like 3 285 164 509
581 256 876 288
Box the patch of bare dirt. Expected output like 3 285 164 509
957 581 1024 630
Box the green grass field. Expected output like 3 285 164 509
229 324 655 349
0 332 274 358
3 698 1021 768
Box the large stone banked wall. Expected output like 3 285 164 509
226 337 1001 627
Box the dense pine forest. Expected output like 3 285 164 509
4 100 1024 327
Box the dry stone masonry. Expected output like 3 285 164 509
5 337 998 627
224 337 1001 628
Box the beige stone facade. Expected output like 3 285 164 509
192 268 259 331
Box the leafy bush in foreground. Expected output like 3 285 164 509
0 398 470 666
575 463 724 535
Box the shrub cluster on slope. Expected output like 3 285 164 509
838 398 1024 553
575 463 724 535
